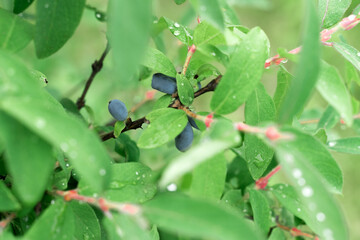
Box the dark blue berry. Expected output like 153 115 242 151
187 116 199 130
108 99 128 121
151 73 177 94
175 122 194 152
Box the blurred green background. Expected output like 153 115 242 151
15 0 360 239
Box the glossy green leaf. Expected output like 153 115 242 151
268 228 286 240
176 74 194 106
211 27 269 114
0 112 54 206
142 48 177 77
273 66 292 114
115 134 140 162
114 121 126 138
318 0 351 28
327 137 360 154
278 127 343 193
143 193 264 240
69 201 101 240
160 120 240 187
25 200 75 240
189 154 227 200
314 128 328 144
244 83 275 179
13 0 34 13
104 213 151 240
271 184 312 226
0 180 21 211
218 0 240 25
153 17 193 46
0 8 33 52
138 108 188 148
249 189 271 235
333 42 360 72
317 61 352 125
275 145 348 240
317 106 340 130
152 95 172 110
226 156 254 191
278 0 320 124
193 21 226 46
174 0 186 5
107 0 152 86
198 0 224 31
221 189 244 213
79 162 157 203
35 0 85 58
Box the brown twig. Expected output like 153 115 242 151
76 43 110 110
101 117 148 141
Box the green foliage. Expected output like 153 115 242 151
0 0 359 239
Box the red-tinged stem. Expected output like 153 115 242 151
299 112 360 125
197 16 201 24
0 213 16 230
276 223 317 239
56 190 141 216
255 165 281 189
265 12 360 68
182 44 197 75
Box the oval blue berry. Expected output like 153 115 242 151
108 99 128 121
187 116 199 130
151 73 177 94
175 122 194 152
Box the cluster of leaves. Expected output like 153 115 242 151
1 0 360 239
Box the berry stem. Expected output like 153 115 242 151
255 165 281 189
0 213 16 231
182 44 196 75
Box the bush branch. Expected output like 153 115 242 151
77 43 110 110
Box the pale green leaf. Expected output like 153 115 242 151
273 66 292 114
114 121 126 138
198 0 224 31
142 48 177 77
210 27 269 114
327 137 360 154
278 0 320 124
333 42 360 72
318 0 351 28
176 73 194 106
0 181 21 211
35 0 85 58
249 189 271 234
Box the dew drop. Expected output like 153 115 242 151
174 30 180 36
357 52 360 57
166 183 177 192
44 3 49 8
35 118 46 129
211 52 216 56
297 208 301 212
302 186 314 197
60 143 69 152
316 212 326 222
142 174 146 178
323 228 334 240
328 141 336 147
174 22 180 28
292 168 302 178
51 200 55 204
298 178 306 186
99 169 106 176
135 171 139 175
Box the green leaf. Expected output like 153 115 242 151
244 83 275 179
314 128 328 144
115 134 140 162
278 0 320 124
152 95 173 110
25 200 75 240
248 189 271 235
13 0 34 13
327 137 360 154
273 66 292 114
79 162 157 203
174 0 186 5
318 0 351 28
114 121 126 138
108 0 152 86
143 193 264 240
0 112 55 206
317 106 340 130
69 201 101 240
154 17 193 46
211 27 269 114
275 146 348 240
316 61 352 125
104 213 151 240
218 0 240 25
193 21 226 46
189 154 227 200
0 8 33 52
0 180 21 211
138 108 188 149
268 228 286 240
333 42 360 72
198 0 224 31
278 127 343 193
160 120 240 187
271 184 312 227
35 0 86 58
176 74 194 106
345 61 360 86
221 189 244 214
142 48 177 77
